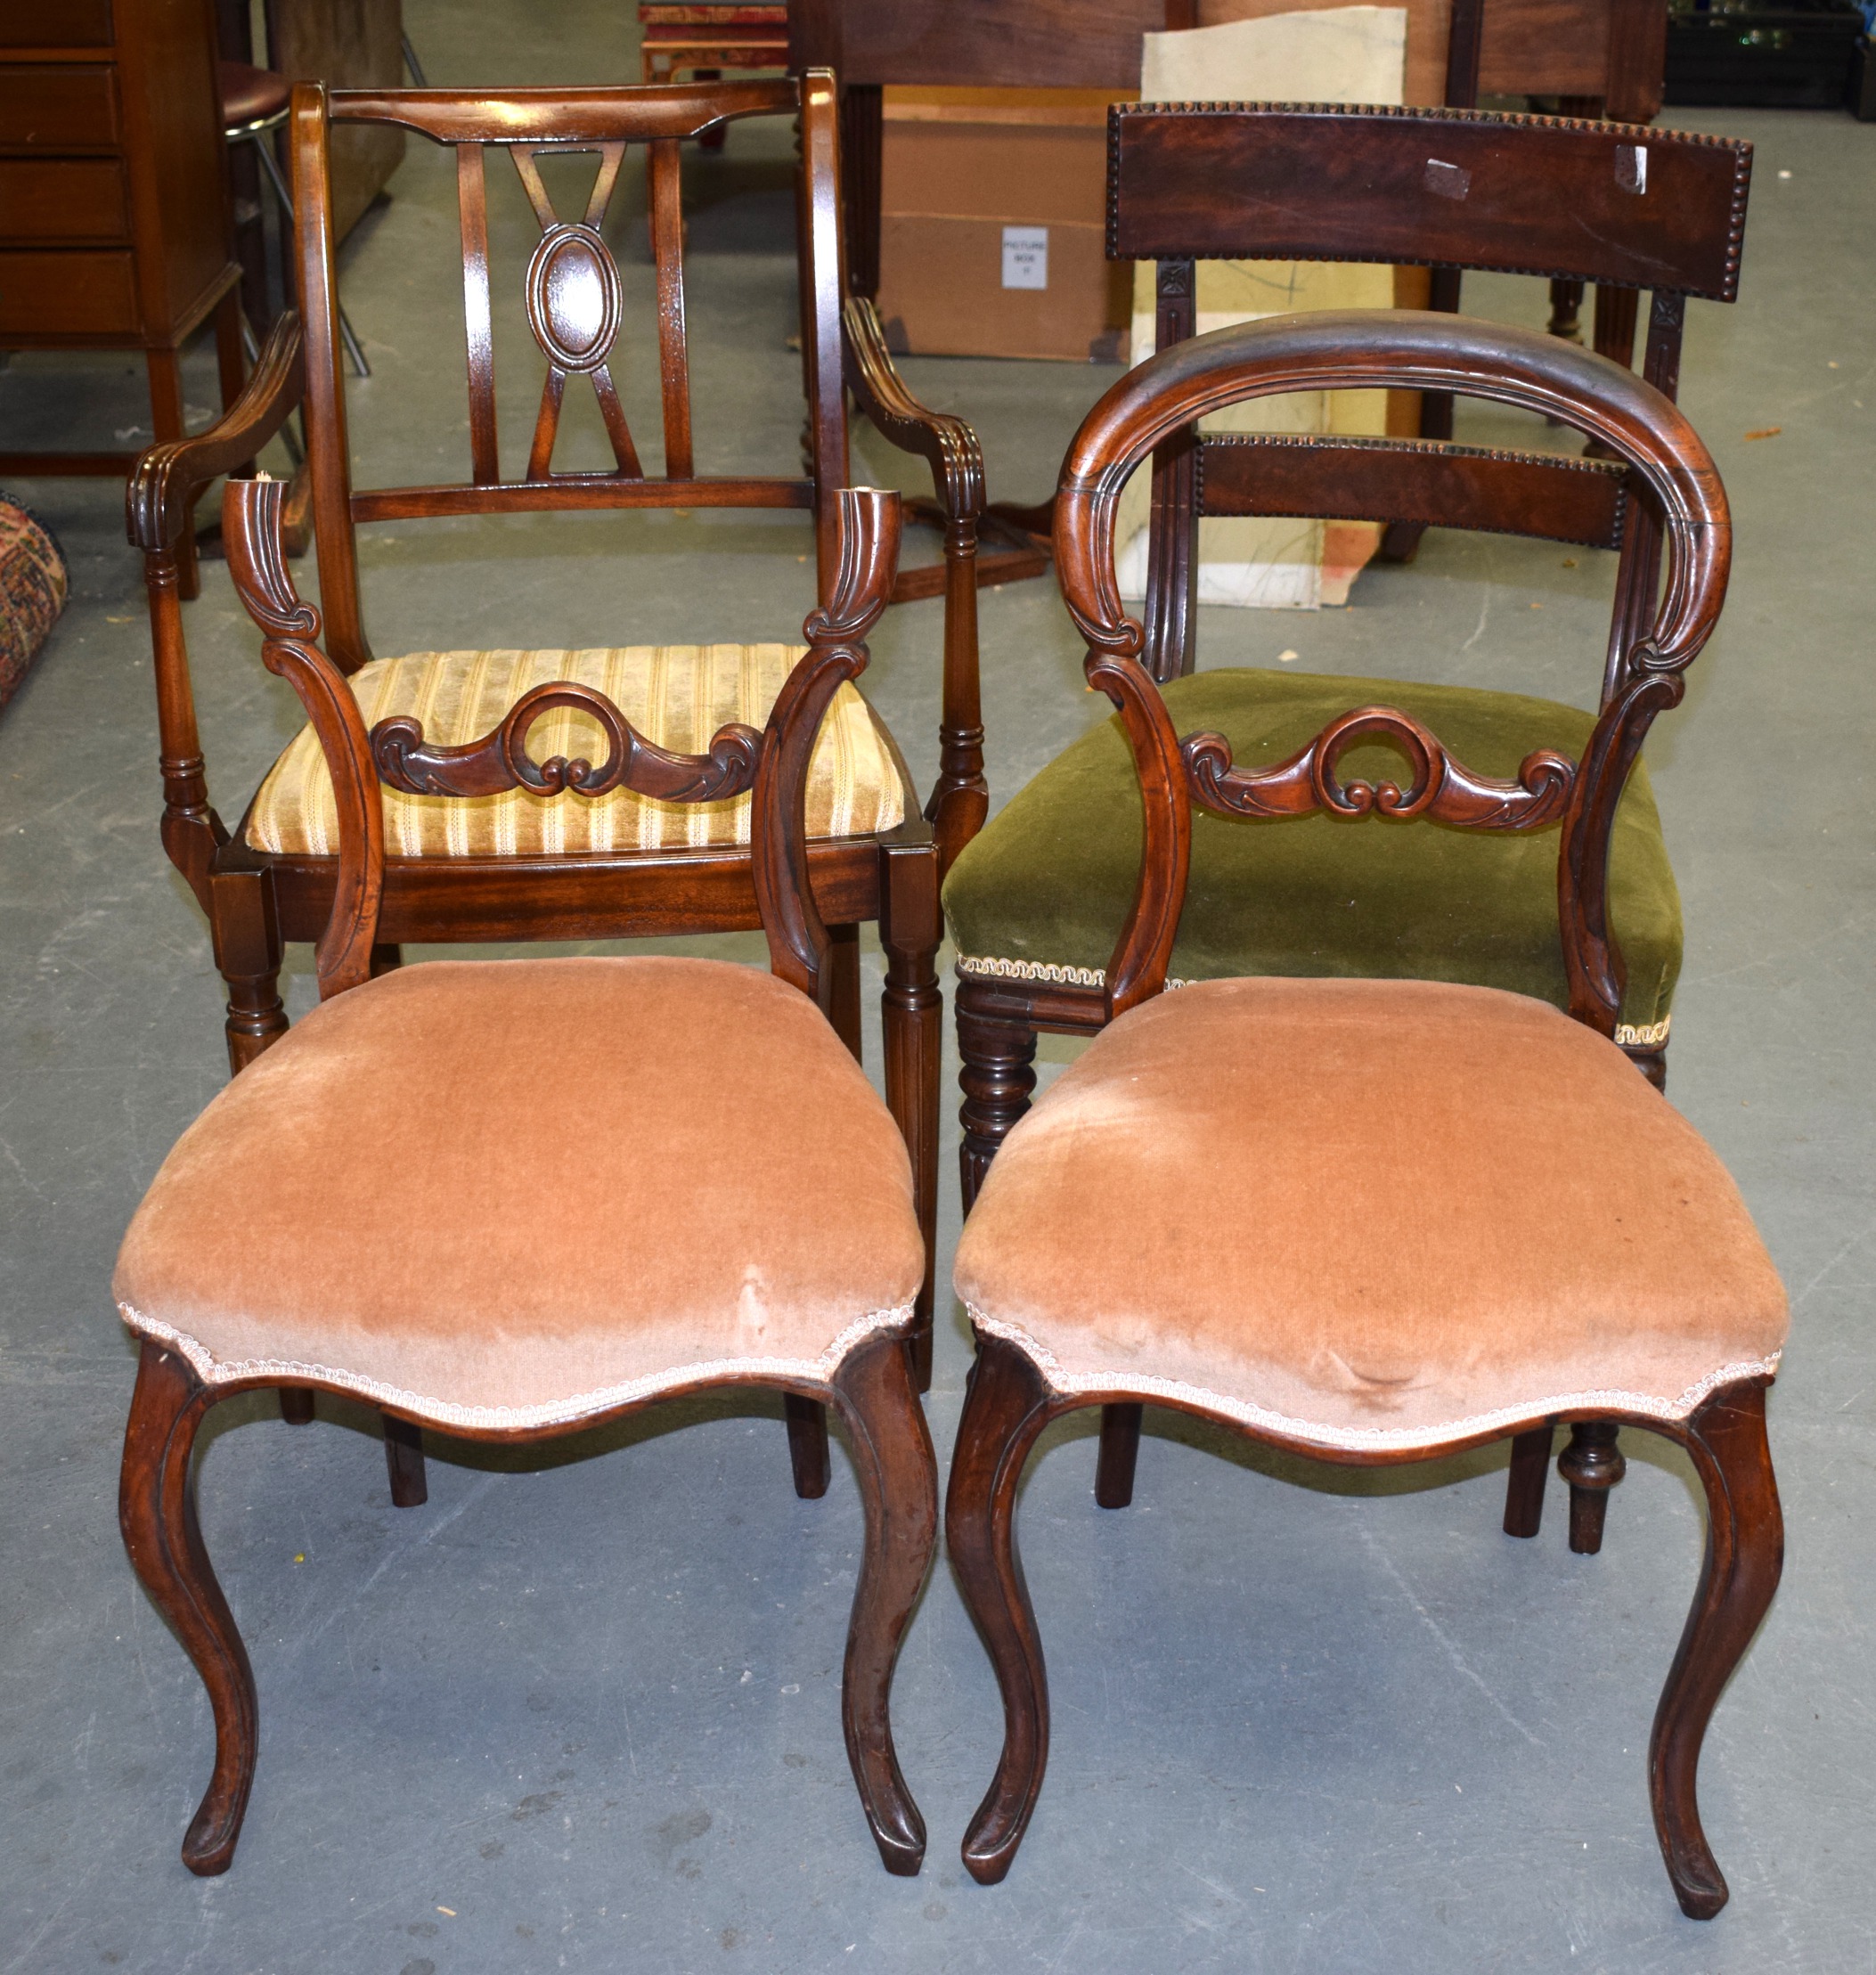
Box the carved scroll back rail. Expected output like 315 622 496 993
1182 706 1575 830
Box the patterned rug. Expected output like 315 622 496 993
0 494 69 714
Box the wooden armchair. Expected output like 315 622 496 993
943 104 1751 1545
127 75 989 1467
945 312 1786 1912
118 477 939 1879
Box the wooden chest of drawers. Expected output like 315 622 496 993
0 0 242 537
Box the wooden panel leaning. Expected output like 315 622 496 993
118 477 939 1881
945 312 1786 1913
126 78 983 1501
1108 102 1748 648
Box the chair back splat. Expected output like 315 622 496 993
293 77 852 673
1051 309 1730 1036
1105 104 1750 683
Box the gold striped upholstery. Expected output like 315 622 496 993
246 644 907 858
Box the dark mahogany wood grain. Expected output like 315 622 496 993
1108 105 1748 300
1197 433 1629 549
944 1331 1057 1885
121 1316 941 1876
948 1333 1781 1912
118 1341 257 1877
4 0 242 582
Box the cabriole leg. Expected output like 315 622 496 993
118 1340 257 1876
1095 1402 1143 1510
1546 277 1585 343
828 1333 939 1876
957 1007 1036 1214
881 842 942 1391
947 1332 1057 1884
1649 1383 1782 1918
1561 1422 1626 1554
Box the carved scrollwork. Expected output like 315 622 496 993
222 474 320 640
1181 706 1575 831
371 682 763 803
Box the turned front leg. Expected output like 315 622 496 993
957 1008 1036 1214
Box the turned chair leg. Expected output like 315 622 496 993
1095 1402 1143 1509
880 845 942 1393
381 1415 428 1508
1649 1382 1782 1918
280 1389 314 1425
119 1341 258 1875
1626 1041 1669 1091
957 1007 1037 1215
1546 276 1586 343
785 1393 831 1499
828 1331 939 1875
1560 1422 1625 1554
1503 1425 1553 1537
946 1332 1057 1884
209 867 289 1075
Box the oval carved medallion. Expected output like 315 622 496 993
525 223 622 373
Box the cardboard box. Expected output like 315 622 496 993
877 88 1134 363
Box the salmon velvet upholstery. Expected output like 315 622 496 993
954 978 1786 1451
247 645 908 859
942 669 1681 1046
115 959 926 1427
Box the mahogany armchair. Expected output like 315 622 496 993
128 73 989 1491
118 477 938 1879
943 104 1752 1544
946 313 1786 1913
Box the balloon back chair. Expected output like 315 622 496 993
943 103 1753 1547
117 477 939 1880
128 72 990 1492
946 312 1786 1915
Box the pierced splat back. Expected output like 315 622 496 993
285 76 852 674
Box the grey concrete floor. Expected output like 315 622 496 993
2 5 1872 1968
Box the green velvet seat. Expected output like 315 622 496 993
943 667 1679 1048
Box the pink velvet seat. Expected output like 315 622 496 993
117 956 925 1428
956 975 1786 1455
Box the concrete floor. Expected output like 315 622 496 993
2 4 1872 1967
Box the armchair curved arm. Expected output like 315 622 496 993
129 315 307 910
843 295 989 871
843 295 984 524
755 486 903 1004
127 314 306 555
223 474 383 1001
1055 310 1731 1031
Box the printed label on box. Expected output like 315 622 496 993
1001 226 1048 291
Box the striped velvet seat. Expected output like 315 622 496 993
248 642 908 858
